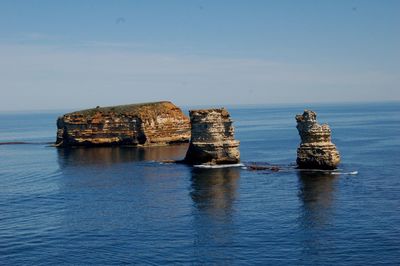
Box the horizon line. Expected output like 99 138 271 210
0 99 399 114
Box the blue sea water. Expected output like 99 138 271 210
0 102 399 265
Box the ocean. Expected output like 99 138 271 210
1 102 399 265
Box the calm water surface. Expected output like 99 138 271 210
1 103 399 265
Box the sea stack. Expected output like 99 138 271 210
56 101 190 147
184 108 240 165
295 110 340 169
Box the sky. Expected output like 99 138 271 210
0 0 399 111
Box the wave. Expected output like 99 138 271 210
193 163 245 169
0 141 53 145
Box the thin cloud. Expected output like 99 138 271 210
0 43 398 111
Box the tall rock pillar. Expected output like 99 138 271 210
296 110 340 169
184 108 240 165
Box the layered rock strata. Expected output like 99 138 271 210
296 110 340 169
56 101 190 147
184 108 240 165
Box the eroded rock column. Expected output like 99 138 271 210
184 108 240 165
296 110 340 169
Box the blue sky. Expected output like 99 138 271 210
0 0 399 111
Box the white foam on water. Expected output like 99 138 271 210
193 163 245 169
329 172 342 175
295 168 359 175
347 171 359 175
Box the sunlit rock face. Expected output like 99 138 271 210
295 110 340 169
184 108 240 165
56 101 190 147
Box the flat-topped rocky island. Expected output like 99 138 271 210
56 101 190 147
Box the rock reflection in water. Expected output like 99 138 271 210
298 170 337 228
298 170 338 263
57 143 189 167
190 167 240 216
190 167 240 264
54 143 192 240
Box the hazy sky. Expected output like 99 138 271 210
0 0 399 111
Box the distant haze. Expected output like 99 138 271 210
0 1 399 111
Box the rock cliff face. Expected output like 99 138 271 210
184 108 240 165
295 110 340 169
56 101 190 147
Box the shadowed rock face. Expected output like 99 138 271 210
296 110 340 169
184 108 240 165
56 101 190 147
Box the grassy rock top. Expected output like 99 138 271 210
65 101 174 117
